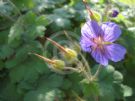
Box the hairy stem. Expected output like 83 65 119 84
80 53 91 76
92 64 102 80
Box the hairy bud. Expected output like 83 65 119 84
52 60 65 70
109 10 119 17
46 37 78 61
31 53 65 70
63 48 77 61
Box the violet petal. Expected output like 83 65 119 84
81 20 104 38
91 48 109 66
106 44 126 62
101 22 121 42
80 36 94 52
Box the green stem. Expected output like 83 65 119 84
76 59 92 81
7 0 22 16
64 67 80 73
83 68 91 81
0 12 15 22
80 53 91 76
92 64 102 80
94 95 99 101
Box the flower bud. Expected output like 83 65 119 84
52 60 65 70
46 37 78 61
109 10 119 17
82 0 101 22
90 11 101 22
31 53 65 70
63 48 77 61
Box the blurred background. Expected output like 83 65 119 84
0 0 135 101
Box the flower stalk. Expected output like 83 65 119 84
46 37 77 61
32 53 55 64
82 0 100 22
92 64 102 81
31 53 65 70
82 0 93 16
46 37 67 53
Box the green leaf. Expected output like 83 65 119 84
11 0 36 9
121 84 133 97
48 14 72 32
113 71 123 83
8 17 23 46
36 15 52 26
53 8 74 18
23 11 37 24
0 83 22 101
118 0 135 6
8 11 49 44
37 74 64 89
47 0 66 4
61 79 72 90
67 73 82 93
0 45 14 59
93 65 115 83
0 60 4 70
24 74 64 101
36 26 46 37
22 12 49 39
0 30 9 45
9 57 49 83
99 82 115 101
113 84 123 99
92 65 125 100
24 89 63 101
0 1 13 16
81 79 99 96
5 41 42 69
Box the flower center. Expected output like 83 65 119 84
91 36 105 53
93 37 104 46
92 36 112 52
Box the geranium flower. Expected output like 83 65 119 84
80 20 126 66
109 10 119 17
111 10 119 17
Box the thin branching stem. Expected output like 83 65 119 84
0 12 15 22
46 37 68 53
80 53 91 76
64 67 80 73
94 95 99 101
82 0 93 16
63 31 92 77
76 59 92 81
83 68 91 81
7 0 22 16
92 64 102 80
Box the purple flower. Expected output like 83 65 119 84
80 20 126 66
111 10 119 17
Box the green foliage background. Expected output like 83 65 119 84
0 0 135 101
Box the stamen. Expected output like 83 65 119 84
103 42 112 45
